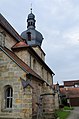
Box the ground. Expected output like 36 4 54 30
67 107 79 119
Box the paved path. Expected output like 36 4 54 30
67 107 79 119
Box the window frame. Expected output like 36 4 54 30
4 85 13 110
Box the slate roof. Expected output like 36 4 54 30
0 13 21 42
60 87 79 98
21 11 43 47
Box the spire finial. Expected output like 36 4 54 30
30 3 32 13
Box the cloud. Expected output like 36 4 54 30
63 28 79 45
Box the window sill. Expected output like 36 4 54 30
1 108 12 112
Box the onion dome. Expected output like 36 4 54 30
21 9 43 47
28 12 35 19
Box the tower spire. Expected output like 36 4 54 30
30 3 32 13
27 4 35 29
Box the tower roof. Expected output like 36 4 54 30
28 5 35 20
21 10 43 47
28 12 35 19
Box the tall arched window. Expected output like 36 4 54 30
5 86 13 108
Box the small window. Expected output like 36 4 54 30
30 54 31 67
27 32 31 41
33 59 36 71
31 22 33 25
47 71 48 82
5 86 13 109
41 66 44 78
28 22 30 26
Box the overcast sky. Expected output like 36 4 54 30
0 0 79 84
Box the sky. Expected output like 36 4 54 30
0 0 79 84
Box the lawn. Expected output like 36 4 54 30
64 106 73 110
56 110 70 119
55 106 73 119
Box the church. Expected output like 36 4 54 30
0 10 57 119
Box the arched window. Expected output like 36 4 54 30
5 86 13 108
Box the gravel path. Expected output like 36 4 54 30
67 107 79 119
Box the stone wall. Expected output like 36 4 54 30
0 49 55 119
0 26 17 50
41 83 55 119
14 49 30 67
14 49 53 85
31 79 43 118
0 50 32 119
32 46 45 61
54 93 59 110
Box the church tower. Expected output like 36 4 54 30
21 9 43 47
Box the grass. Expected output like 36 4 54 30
64 106 73 110
56 110 70 119
55 106 73 119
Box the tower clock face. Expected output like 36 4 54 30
0 32 5 47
